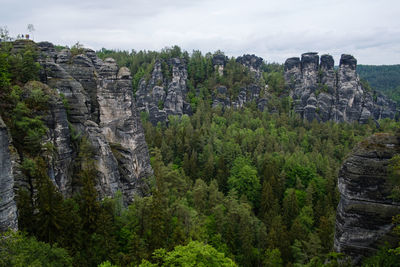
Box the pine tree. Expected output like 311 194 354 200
282 189 299 228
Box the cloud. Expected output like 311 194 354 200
1 0 400 64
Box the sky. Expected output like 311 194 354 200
1 0 400 65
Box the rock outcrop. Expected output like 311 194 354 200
284 53 397 123
135 58 192 125
0 116 18 231
236 54 263 79
334 133 400 264
34 41 153 202
135 53 271 123
212 54 228 76
211 84 269 111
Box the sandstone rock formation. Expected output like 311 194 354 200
334 133 400 264
34 41 153 202
236 54 263 79
135 53 271 123
23 81 74 195
284 53 397 123
135 58 192 125
212 54 228 76
0 116 18 231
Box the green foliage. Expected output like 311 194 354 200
357 64 400 104
0 230 73 267
10 88 48 154
133 66 145 93
263 71 285 95
70 42 85 57
8 43 41 84
0 46 11 89
362 245 400 267
0 38 40 119
227 156 261 206
98 261 118 267
263 248 283 267
139 101 396 265
140 241 237 266
388 154 400 201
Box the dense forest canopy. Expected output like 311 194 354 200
1 36 400 266
357 64 400 104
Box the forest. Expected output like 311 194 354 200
1 38 400 267
357 64 400 104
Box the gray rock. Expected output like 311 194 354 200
41 60 91 124
212 54 228 76
284 53 397 123
98 62 153 201
136 58 191 124
23 81 74 196
60 53 100 122
334 133 400 264
84 120 120 198
320 55 336 94
257 98 268 111
56 49 72 64
236 54 263 79
212 54 228 66
0 116 18 231
212 86 231 108
36 42 153 203
37 42 58 62
84 48 104 70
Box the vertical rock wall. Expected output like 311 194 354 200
37 42 153 202
0 116 18 231
334 133 400 264
135 58 192 125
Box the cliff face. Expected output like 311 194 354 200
35 42 152 202
334 133 400 264
284 53 397 123
236 54 263 79
136 58 192 125
0 116 18 231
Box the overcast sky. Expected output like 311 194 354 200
1 0 400 64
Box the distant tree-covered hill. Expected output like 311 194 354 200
357 65 400 104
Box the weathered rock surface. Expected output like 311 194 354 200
212 83 269 112
34 42 153 202
236 54 263 79
0 116 18 231
212 54 228 76
334 133 400 264
22 81 74 195
284 53 397 123
136 53 271 123
135 58 191 125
